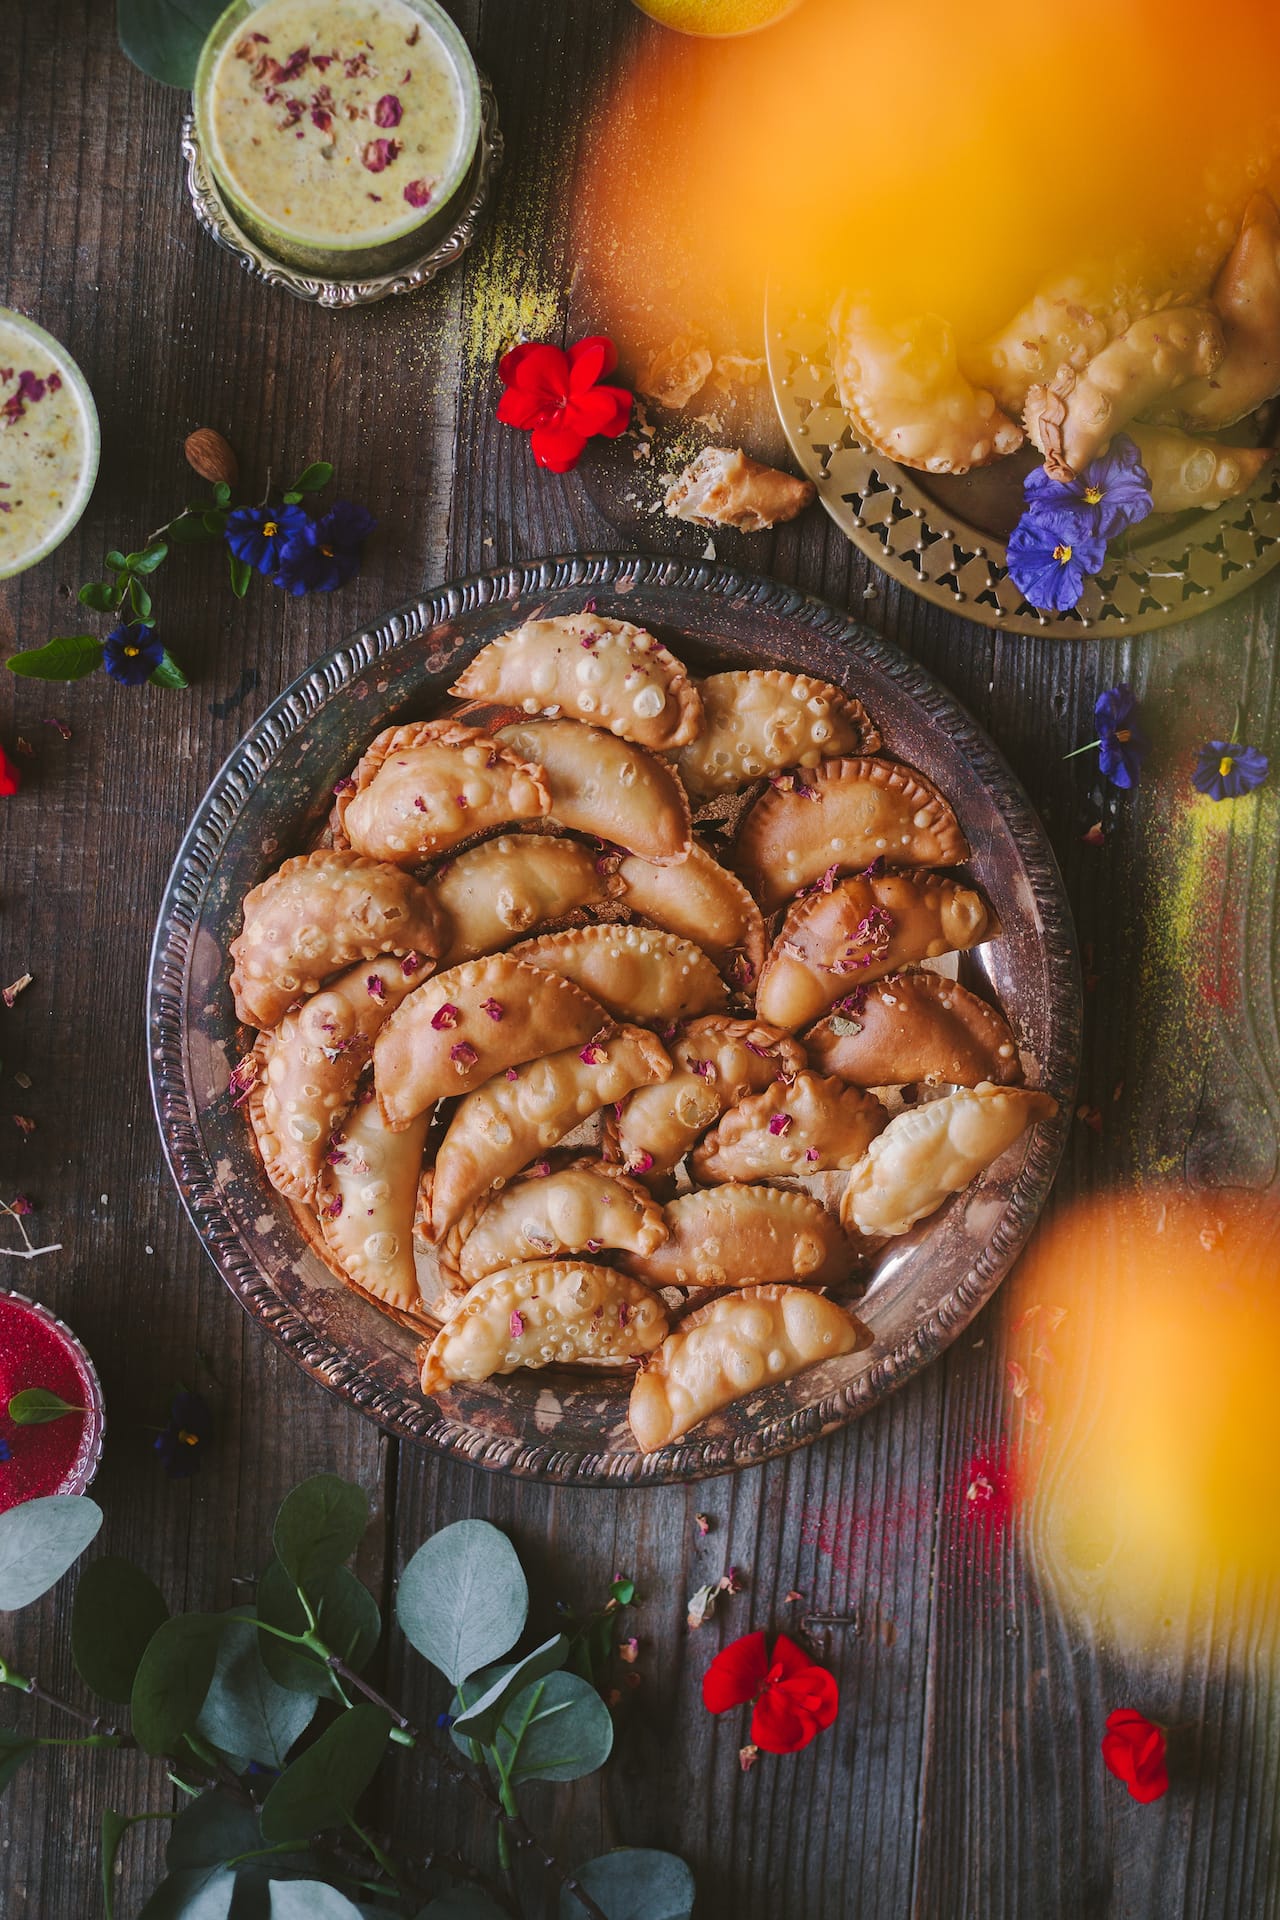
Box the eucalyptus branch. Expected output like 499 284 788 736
0 1657 121 1737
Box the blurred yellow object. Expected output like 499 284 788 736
1008 1191 1280 1655
632 0 801 34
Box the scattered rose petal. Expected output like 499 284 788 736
619 1636 639 1664
13 1115 35 1136
481 998 505 1021
366 974 387 1001
510 1309 525 1339
228 1055 260 1107
333 776 356 796
580 1042 606 1065
431 1004 461 1030
401 951 424 976
784 1589 804 1604
374 92 403 127
739 1743 759 1773
768 1113 792 1137
690 1058 715 1081
403 178 433 208
505 1067 518 1081
325 1194 343 1220
1006 1359 1030 1399
530 1160 551 1177
1082 822 1106 847
10 1195 33 1217
628 1150 654 1175
43 718 71 740
450 1041 478 1068
362 137 401 172
2 973 33 1008
695 1512 711 1537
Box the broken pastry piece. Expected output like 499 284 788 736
606 1015 806 1177
636 335 713 410
497 718 692 865
443 1158 668 1287
230 850 444 1031
334 719 550 866
804 972 1023 1089
428 835 622 969
317 1089 431 1320
756 870 994 1030
690 1070 886 1182
1156 192 1280 432
618 845 767 988
1128 424 1271 515
629 1285 869 1452
734 756 969 912
839 1082 1057 1238
451 613 703 751
419 1261 667 1395
831 300 1023 473
374 955 607 1127
620 1185 850 1292
508 924 726 1026
664 447 816 533
674 670 880 801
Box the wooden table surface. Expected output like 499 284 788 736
4 4 1280 1916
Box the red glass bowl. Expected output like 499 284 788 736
0 1290 105 1511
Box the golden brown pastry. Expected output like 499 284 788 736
605 1015 806 1177
419 1262 667 1395
428 834 621 968
497 718 692 865
230 850 443 1030
663 447 816 532
450 614 703 750
443 1159 668 1286
839 1083 1058 1238
1157 193 1280 432
756 870 994 1030
636 335 712 409
629 1286 869 1451
804 972 1022 1089
734 757 969 911
507 925 726 1026
316 1090 431 1317
618 845 767 989
831 300 1023 473
964 280 1116 415
334 719 550 866
619 1185 850 1291
690 1070 886 1181
674 669 880 801
374 955 607 1127
1128 424 1271 514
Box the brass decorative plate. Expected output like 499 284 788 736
768 307 1280 637
148 554 1080 1484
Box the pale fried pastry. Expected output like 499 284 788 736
1129 423 1271 514
691 1070 886 1182
636 335 712 410
334 719 550 865
316 1090 431 1316
675 670 880 801
755 870 993 1031
444 1159 668 1287
419 1261 668 1395
1157 193 1280 432
963 280 1116 415
429 834 621 968
735 757 969 911
663 447 816 533
374 955 607 1128
831 300 1023 474
628 1285 869 1451
839 1083 1057 1238
497 718 692 865
804 972 1022 1089
619 1185 849 1291
428 1024 672 1237
450 614 702 750
250 953 430 1201
230 850 443 1030
618 845 767 987
605 1015 806 1176
507 925 726 1025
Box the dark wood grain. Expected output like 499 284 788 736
3 3 1280 1917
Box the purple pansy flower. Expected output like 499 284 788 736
1023 434 1153 541
103 623 165 687
1095 683 1149 790
273 500 376 595
1006 516 1107 613
1192 740 1269 801
225 502 309 575
154 1388 213 1479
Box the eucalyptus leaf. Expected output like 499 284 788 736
228 551 253 599
494 1670 613 1786
0 1494 103 1610
78 580 115 611
195 1615 317 1769
396 1521 527 1686
7 1386 82 1424
290 462 333 494
72 1554 169 1701
133 541 169 572
558 1851 695 1920
167 1791 265 1871
259 1703 391 1845
130 577 154 619
150 650 190 690
131 1613 223 1756
450 1633 568 1746
7 634 104 681
0 1729 38 1797
256 1558 379 1700
136 1866 238 1920
415 1892 510 1919
273 1476 369 1591
269 1883 365 1919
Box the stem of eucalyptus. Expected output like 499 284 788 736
0 1657 121 1737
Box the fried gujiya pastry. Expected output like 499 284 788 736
1128 424 1271 515
230 850 444 1030
803 972 1023 1089
734 757 969 911
605 1016 806 1177
963 279 1116 415
316 1089 432 1320
628 1285 870 1452
418 1261 668 1395
443 1158 668 1287
673 669 880 801
1156 192 1280 433
497 718 692 864
619 1185 850 1291
690 1070 886 1182
248 952 430 1201
427 1024 672 1237
333 719 550 865
428 834 622 968
374 955 607 1127
830 300 1024 474
839 1083 1058 1239
617 845 767 987
755 870 994 1031
450 612 703 750
507 925 726 1026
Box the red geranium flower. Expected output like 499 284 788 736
496 336 632 474
1101 1709 1169 1803
0 746 20 797
701 1630 838 1755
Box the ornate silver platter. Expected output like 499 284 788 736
148 554 1080 1484
768 307 1280 637
180 76 502 309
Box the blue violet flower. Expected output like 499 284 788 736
273 500 376 596
1023 434 1152 541
1192 741 1270 801
1006 516 1107 613
154 1388 213 1479
103 623 165 687
1094 683 1149 789
225 502 310 576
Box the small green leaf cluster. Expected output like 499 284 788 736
0 1477 693 1920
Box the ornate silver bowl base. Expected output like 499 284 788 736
180 77 502 309
768 306 1280 638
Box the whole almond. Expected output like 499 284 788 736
184 428 239 489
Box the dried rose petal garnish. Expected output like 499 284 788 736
373 93 403 127
2 973 33 1009
450 1041 479 1069
510 1310 525 1339
481 999 504 1021
628 1150 654 1175
362 137 400 172
403 179 433 209
401 951 424 976
325 1194 343 1220
431 1004 461 1030
228 1056 260 1108
768 1114 792 1137
689 1058 715 1081
366 974 387 1001
579 1042 606 1065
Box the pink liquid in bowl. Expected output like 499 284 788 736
0 1291 105 1512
